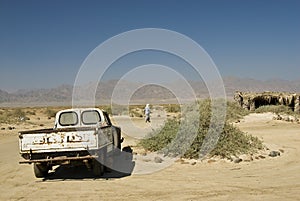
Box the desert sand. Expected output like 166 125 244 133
0 111 300 201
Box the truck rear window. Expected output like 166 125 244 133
59 112 78 126
82 110 101 125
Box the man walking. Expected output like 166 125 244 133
144 104 151 123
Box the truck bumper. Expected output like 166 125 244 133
19 155 98 164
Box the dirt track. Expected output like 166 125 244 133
1 114 300 200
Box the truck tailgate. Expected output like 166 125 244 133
19 128 109 153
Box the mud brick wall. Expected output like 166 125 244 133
234 91 300 113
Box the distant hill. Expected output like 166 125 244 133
1 77 300 106
0 90 10 102
223 77 300 97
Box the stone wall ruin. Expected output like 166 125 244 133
234 91 300 113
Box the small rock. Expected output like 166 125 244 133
1 127 5 130
230 155 242 163
154 156 163 163
37 117 40 120
269 151 280 157
234 158 242 163
180 160 189 164
274 114 282 120
190 161 196 165
142 159 151 162
279 149 284 153
239 154 253 162
39 124 44 127
175 158 183 163
8 126 14 130
167 153 178 158
289 116 296 122
258 155 266 159
207 159 216 163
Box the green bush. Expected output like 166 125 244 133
254 105 294 115
139 119 179 151
139 99 263 159
226 101 250 122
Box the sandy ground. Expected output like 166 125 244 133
0 112 300 201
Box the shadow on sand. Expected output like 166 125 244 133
42 147 135 181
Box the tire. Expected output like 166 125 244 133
92 160 104 177
93 147 106 177
33 163 48 178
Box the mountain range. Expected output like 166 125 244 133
1 77 300 107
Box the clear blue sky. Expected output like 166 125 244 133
0 0 299 92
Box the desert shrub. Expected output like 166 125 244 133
0 110 9 123
110 104 128 115
255 105 294 115
208 124 263 158
130 110 143 118
226 101 250 122
98 105 112 114
45 108 58 118
26 110 36 115
129 105 143 117
139 99 263 159
129 105 145 111
12 108 26 118
163 104 181 113
139 119 179 151
0 108 29 123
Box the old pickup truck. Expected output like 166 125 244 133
19 108 123 178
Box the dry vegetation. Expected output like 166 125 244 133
139 100 263 159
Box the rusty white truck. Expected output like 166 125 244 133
19 108 123 178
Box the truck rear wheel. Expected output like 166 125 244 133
92 160 104 177
33 163 48 178
93 147 106 177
